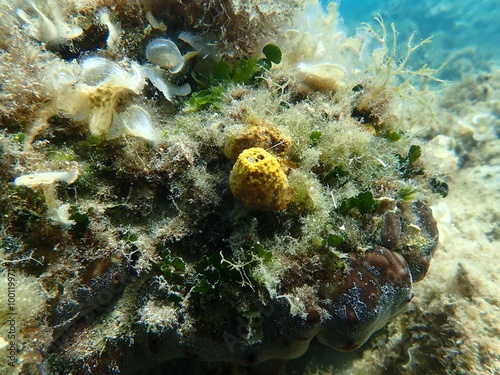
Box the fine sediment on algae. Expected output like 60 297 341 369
0 1 457 374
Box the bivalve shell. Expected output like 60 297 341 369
119 105 159 142
145 38 184 73
80 57 126 86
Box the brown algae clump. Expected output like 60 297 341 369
229 147 288 211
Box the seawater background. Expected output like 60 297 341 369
323 0 500 79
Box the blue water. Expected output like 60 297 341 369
322 0 500 79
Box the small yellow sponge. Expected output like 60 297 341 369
229 147 288 211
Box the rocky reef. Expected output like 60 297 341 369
0 1 448 374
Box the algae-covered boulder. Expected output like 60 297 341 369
0 1 447 374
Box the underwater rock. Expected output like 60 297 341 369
50 257 130 344
129 282 323 368
0 0 449 373
317 247 413 351
401 201 439 282
380 212 402 250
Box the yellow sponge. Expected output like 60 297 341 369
229 147 288 211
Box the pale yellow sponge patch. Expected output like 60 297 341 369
229 147 288 211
